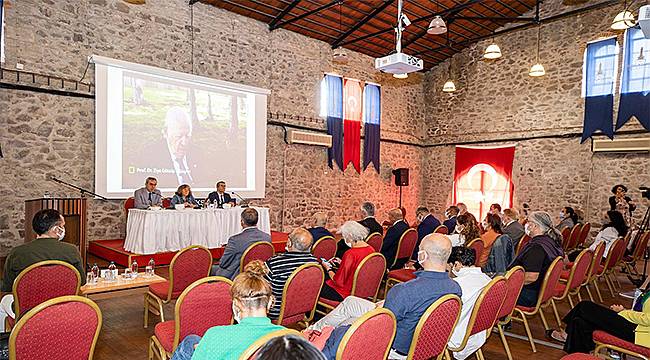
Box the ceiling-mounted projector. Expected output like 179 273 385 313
375 53 423 74
640 5 650 39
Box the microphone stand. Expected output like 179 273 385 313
49 176 109 201
231 191 249 208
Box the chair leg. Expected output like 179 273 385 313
539 307 550 331
585 283 594 302
612 270 622 289
520 312 537 353
592 278 604 302
603 274 615 297
144 293 150 328
568 293 575 308
476 348 484 360
551 300 562 328
498 324 513 360
445 348 452 360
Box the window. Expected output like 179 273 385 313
621 27 650 94
582 37 618 98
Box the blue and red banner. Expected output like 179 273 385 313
322 74 343 170
363 83 381 172
343 78 362 173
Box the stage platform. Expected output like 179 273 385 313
88 231 289 267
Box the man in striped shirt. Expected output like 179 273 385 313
265 227 319 320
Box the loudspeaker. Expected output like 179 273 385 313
392 168 409 186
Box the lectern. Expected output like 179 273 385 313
24 198 87 267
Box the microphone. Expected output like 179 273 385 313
231 191 249 208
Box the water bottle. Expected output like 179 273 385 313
633 288 643 309
131 260 138 278
147 258 155 277
91 263 99 283
107 261 117 282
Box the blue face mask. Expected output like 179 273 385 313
559 212 565 219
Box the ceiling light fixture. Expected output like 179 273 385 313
442 33 456 92
484 42 502 59
393 73 408 79
611 0 635 30
427 0 447 35
529 25 546 77
333 1 349 64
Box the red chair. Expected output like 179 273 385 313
593 330 650 360
240 241 275 272
566 224 582 251
317 253 386 313
124 197 135 221
274 263 324 326
8 260 81 330
446 277 508 360
516 234 531 255
312 236 337 261
144 245 212 328
494 266 526 360
149 277 233 360
389 228 418 269
162 198 171 209
466 238 484 267
406 294 462 360
551 249 593 327
561 354 600 360
434 225 448 234
561 227 571 250
624 231 650 277
385 268 416 294
334 308 396 360
577 223 591 248
511 257 564 352
239 329 302 360
9 295 102 360
596 238 625 297
366 232 383 253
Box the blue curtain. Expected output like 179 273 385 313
581 37 617 143
616 27 650 132
363 84 381 172
322 75 343 170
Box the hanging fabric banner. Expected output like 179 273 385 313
343 78 362 173
616 27 650 132
321 74 343 170
581 37 618 143
363 83 381 172
453 145 515 221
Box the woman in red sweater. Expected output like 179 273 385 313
320 221 375 301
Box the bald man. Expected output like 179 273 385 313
381 208 411 270
308 212 334 243
312 233 462 360
264 227 319 320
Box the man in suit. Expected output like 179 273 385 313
381 208 410 270
444 206 459 233
358 201 383 235
133 177 163 209
308 212 334 243
502 208 525 248
206 181 234 208
211 208 271 279
412 207 441 259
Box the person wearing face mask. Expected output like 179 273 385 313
319 221 374 302
444 206 460 234
381 208 411 270
446 246 492 360
479 213 503 267
170 261 284 360
412 206 441 260
263 228 318 320
556 206 578 231
307 234 462 360
0 209 86 331
448 214 482 247
508 211 564 307
502 208 525 249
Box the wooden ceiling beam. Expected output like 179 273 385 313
273 0 340 30
331 0 395 48
268 0 302 30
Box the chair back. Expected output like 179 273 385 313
351 253 386 301
124 197 135 220
587 241 606 282
516 234 531 255
240 241 275 272
434 225 448 234
312 236 337 260
174 277 234 350
560 249 593 298
276 263 324 326
366 232 383 252
392 229 418 268
534 257 564 308
577 223 591 248
12 260 81 319
497 266 525 321
407 294 462 360
162 198 172 209
9 296 101 360
168 245 213 300
602 238 624 271
336 308 396 360
561 227 571 250
631 231 650 262
238 329 301 360
566 224 582 250
466 238 484 267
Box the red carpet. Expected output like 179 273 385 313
88 231 289 267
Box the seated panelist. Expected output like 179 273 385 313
206 181 234 208
170 184 200 209
133 177 163 209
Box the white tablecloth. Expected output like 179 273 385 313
124 207 271 255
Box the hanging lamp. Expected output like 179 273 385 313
484 40 502 59
611 0 635 30
529 25 546 77
427 0 447 35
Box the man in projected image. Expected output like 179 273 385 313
164 106 194 185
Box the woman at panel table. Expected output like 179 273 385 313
170 184 200 209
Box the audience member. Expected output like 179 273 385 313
508 211 564 307
556 206 578 231
309 233 462 360
381 208 411 269
319 221 373 302
502 208 525 248
171 262 284 360
479 213 503 267
444 206 460 234
587 210 627 259
413 206 441 259
457 203 468 215
265 228 318 320
483 233 515 276
0 209 86 331
133 176 163 209
308 212 334 243
609 184 636 226
255 334 326 360
205 181 233 208
448 214 481 247
489 203 502 216
447 246 491 360
212 208 271 279
336 202 382 258
170 184 200 209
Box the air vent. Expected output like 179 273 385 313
592 138 650 152
287 130 332 147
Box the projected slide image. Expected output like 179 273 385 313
121 72 249 191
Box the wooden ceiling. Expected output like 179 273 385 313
198 0 539 69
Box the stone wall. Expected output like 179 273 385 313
0 0 427 254
421 0 650 228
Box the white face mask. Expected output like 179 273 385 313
417 250 428 263
451 267 461 277
559 212 565 219
455 225 463 234
482 221 488 229
524 223 532 236
56 226 65 241
344 239 352 248
285 241 292 252
232 303 241 323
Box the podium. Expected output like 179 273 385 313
25 198 87 268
